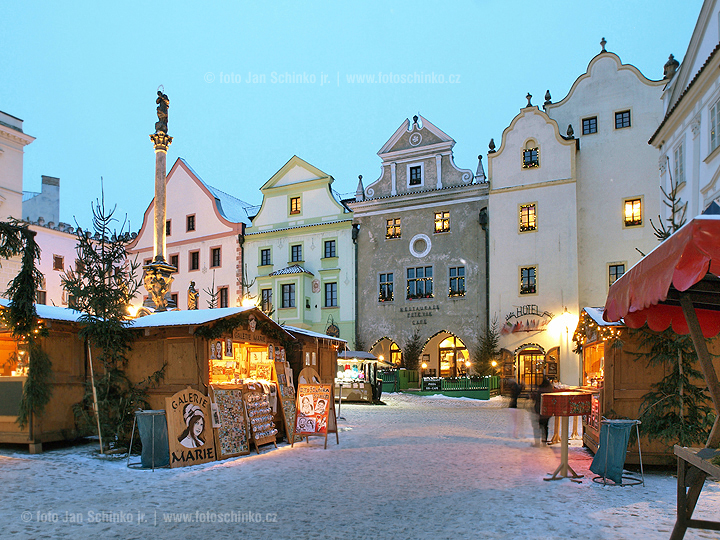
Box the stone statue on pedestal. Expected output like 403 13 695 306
155 91 169 134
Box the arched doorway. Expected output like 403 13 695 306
370 338 402 366
438 335 469 378
516 344 545 391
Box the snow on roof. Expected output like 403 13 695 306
338 350 376 360
582 307 622 327
269 265 314 277
0 298 84 323
283 325 347 342
178 158 256 225
130 306 253 328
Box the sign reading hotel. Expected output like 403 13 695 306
165 388 217 468
502 304 553 335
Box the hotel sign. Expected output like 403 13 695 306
502 304 553 335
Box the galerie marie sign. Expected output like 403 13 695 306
165 388 217 468
501 304 554 335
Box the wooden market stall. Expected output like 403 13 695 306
0 301 85 453
335 350 387 402
283 326 346 385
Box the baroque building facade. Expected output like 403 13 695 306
244 156 356 344
488 44 666 387
348 115 489 376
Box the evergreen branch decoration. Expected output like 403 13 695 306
193 311 296 351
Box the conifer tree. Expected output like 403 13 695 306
403 329 423 370
474 316 500 376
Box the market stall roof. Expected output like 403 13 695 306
583 307 623 328
338 350 377 360
283 325 347 343
0 298 83 323
603 215 720 337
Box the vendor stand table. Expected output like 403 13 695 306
540 391 592 481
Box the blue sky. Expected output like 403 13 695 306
1 1 702 230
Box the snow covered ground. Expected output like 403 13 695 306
1 392 719 540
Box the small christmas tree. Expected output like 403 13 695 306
474 316 500 376
403 330 423 370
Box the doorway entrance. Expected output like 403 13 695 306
439 336 468 378
517 346 545 391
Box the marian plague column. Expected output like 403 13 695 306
143 90 177 311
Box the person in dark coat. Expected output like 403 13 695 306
533 377 554 445
508 378 524 437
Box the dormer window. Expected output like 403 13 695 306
407 163 424 188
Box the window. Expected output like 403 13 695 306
170 293 178 307
609 264 625 287
324 240 336 258
211 247 221 268
449 267 465 297
519 203 537 232
170 254 179 272
522 147 539 168
582 117 597 135
520 266 537 295
291 244 302 262
290 197 301 215
281 284 295 308
434 211 450 233
324 282 337 307
36 291 47 305
166 220 171 236
260 248 271 266
261 288 272 312
219 287 229 308
407 266 433 299
674 142 685 185
53 255 64 271
379 273 393 302
615 110 631 129
189 250 200 271
186 215 196 232
386 218 401 239
711 99 720 153
409 165 422 186
624 198 642 227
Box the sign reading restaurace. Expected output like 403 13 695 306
502 304 554 335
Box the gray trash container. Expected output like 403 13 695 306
135 410 170 468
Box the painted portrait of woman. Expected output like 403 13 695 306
178 403 206 448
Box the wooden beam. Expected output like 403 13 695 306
679 294 720 448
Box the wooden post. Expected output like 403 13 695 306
87 343 104 454
679 295 720 448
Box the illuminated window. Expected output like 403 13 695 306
379 273 393 302
386 218 401 239
449 267 465 297
519 203 537 232
520 266 537 295
407 266 433 299
615 110 631 129
624 198 642 227
522 147 539 168
582 117 597 135
609 264 625 286
434 211 450 233
290 197 301 215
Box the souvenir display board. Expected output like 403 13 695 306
293 384 339 449
274 361 302 443
165 387 217 468
243 385 278 454
210 385 250 458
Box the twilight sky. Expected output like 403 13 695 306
1 1 702 230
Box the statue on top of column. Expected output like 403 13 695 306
155 90 169 134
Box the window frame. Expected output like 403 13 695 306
189 250 200 272
673 140 685 186
323 239 337 259
434 211 450 234
522 146 539 169
260 248 272 266
324 282 338 308
210 246 222 268
406 265 434 300
711 98 720 154
379 272 394 302
165 219 172 237
260 288 272 312
623 197 643 228
218 287 229 308
519 265 537 296
290 196 301 215
614 109 631 130
186 214 196 232
519 202 537 233
290 244 303 263
53 255 64 271
169 253 179 273
582 116 598 135
386 218 401 239
448 266 465 297
406 162 424 188
608 262 626 288
281 283 296 308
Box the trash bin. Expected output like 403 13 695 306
589 419 644 485
135 410 170 469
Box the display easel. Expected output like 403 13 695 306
274 360 303 444
292 383 339 449
243 384 278 454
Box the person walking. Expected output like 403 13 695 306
532 376 554 445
